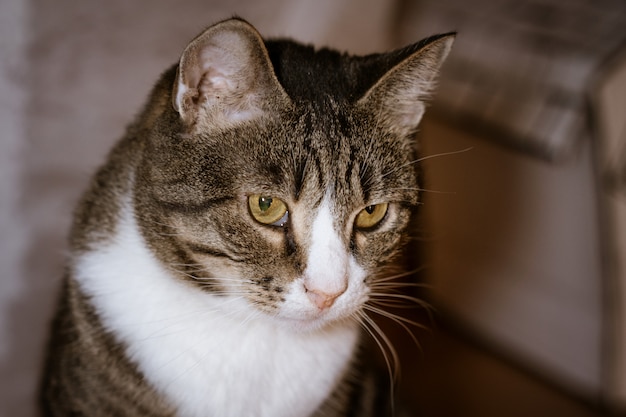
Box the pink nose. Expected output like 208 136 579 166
304 285 346 310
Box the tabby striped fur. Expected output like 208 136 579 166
41 18 453 417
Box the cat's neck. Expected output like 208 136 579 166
73 197 360 417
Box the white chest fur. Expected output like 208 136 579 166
74 205 359 417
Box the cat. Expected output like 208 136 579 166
40 17 453 417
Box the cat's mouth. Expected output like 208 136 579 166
269 286 368 333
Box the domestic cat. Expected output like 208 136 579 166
40 17 453 417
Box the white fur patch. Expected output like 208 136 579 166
306 198 348 295
277 196 370 330
74 202 359 417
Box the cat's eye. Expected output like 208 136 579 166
354 203 389 230
248 195 288 226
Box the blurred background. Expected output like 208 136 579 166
1 0 625 416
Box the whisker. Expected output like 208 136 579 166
417 147 473 163
380 147 472 180
367 299 428 313
168 262 205 268
371 266 429 282
369 292 433 306
384 186 457 195
190 276 253 284
369 280 433 292
357 311 400 382
167 264 254 286
404 233 439 243
157 231 185 237
369 288 438 325
355 310 399 415
370 282 433 292
364 303 428 331
363 304 424 351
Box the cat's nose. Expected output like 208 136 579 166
304 284 346 310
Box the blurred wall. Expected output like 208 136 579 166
0 0 31 414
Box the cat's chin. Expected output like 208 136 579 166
269 311 359 334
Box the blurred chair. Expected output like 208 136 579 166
397 0 626 411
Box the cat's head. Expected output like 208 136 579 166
134 18 453 332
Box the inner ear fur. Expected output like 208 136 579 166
172 18 290 128
358 33 455 136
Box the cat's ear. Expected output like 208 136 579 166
358 34 455 136
172 18 290 128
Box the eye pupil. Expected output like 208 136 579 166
259 196 273 212
365 205 375 214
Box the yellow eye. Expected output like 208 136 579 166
248 195 288 226
355 203 389 230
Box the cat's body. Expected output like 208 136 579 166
40 18 453 417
